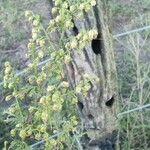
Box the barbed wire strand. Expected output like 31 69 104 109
113 25 150 38
30 131 62 148
117 103 150 117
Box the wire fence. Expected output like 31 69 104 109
117 104 150 117
1 25 150 148
113 25 150 38
30 132 63 149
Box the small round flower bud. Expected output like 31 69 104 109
32 28 38 34
28 106 35 112
35 133 41 140
33 20 39 26
28 63 34 68
91 0 96 6
39 39 45 47
55 0 61 6
79 4 85 10
19 130 27 139
36 77 43 85
83 34 89 42
41 72 47 80
52 7 58 15
32 33 38 40
5 95 12 101
41 112 48 122
51 52 57 58
72 98 78 105
28 16 34 22
28 42 35 49
49 19 55 27
39 125 47 132
70 5 76 12
10 129 16 137
47 85 55 92
8 83 14 89
4 61 11 68
52 104 62 111
85 4 91 12
9 107 16 114
60 81 69 88
58 49 65 57
62 2 68 9
28 76 35 85
76 86 82 93
64 55 71 64
65 43 70 49
16 123 22 128
65 21 73 29
38 50 44 58
5 67 11 74
25 11 33 17
49 139 57 146
55 15 61 23
39 96 47 105
70 39 78 49
27 129 32 136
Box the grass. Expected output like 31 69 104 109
110 0 150 149
116 33 150 149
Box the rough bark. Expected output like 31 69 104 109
49 0 118 149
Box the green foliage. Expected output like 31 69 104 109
117 33 150 149
2 0 97 149
0 0 35 50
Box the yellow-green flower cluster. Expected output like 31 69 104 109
25 11 41 27
3 62 14 89
65 29 98 51
10 125 33 140
12 90 25 100
48 0 96 32
8 105 19 115
51 91 64 111
76 73 99 96
45 139 57 149
36 72 47 85
63 116 78 132
25 11 47 65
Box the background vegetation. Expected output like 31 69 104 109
0 0 150 149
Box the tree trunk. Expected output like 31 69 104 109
49 0 118 149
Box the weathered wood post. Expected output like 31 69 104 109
49 0 118 149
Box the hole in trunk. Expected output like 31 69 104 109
91 33 102 55
88 114 94 120
77 101 84 110
105 96 115 107
73 25 78 35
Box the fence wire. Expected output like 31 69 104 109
113 25 150 38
